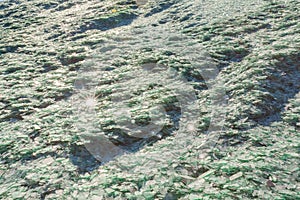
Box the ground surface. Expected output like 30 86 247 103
0 0 299 199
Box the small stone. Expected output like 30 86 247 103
266 180 275 187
